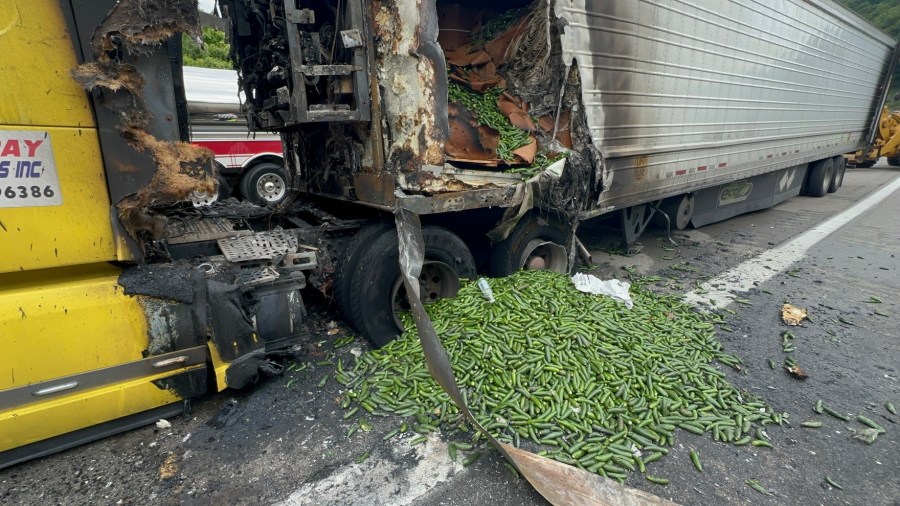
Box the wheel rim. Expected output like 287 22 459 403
675 195 695 230
190 190 218 207
390 261 460 329
520 239 567 272
256 173 286 202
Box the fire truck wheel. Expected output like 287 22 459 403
807 158 834 198
347 226 476 348
240 162 289 205
490 213 569 277
333 221 393 330
828 157 845 193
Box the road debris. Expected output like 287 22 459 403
745 478 773 495
783 357 808 380
852 428 880 445
821 405 850 422
782 304 808 326
462 451 482 467
689 450 703 472
856 415 885 433
338 270 781 483
781 331 796 353
645 475 670 485
824 476 844 490
887 402 897 415
800 421 823 428
155 419 172 429
158 453 178 480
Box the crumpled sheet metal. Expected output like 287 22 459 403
395 208 675 506
444 12 565 166
782 303 809 326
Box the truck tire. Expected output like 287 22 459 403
490 213 569 277
828 157 846 193
240 162 289 206
888 157 900 167
806 158 834 198
347 226 476 347
333 222 393 330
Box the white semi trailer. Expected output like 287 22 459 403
222 0 898 341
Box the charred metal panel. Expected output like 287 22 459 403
371 0 448 173
152 367 208 399
69 0 216 251
397 185 524 215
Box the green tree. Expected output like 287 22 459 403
182 27 232 70
838 0 900 108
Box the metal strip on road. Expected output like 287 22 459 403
684 175 900 309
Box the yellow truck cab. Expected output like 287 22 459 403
0 1 313 468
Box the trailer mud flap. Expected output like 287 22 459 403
394 207 672 506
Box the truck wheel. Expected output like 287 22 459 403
333 222 393 330
239 162 289 206
347 226 476 347
807 158 834 198
658 194 695 230
888 157 900 167
490 213 569 277
828 157 846 193
189 174 231 207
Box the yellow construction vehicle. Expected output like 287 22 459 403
848 106 900 167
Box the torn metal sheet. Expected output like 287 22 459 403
782 304 809 326
394 207 675 506
71 0 216 248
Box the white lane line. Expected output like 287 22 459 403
684 176 900 309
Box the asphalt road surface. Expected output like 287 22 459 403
2 162 898 506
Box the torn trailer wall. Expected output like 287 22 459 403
70 0 217 253
223 0 602 224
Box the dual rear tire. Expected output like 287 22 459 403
336 224 476 347
336 214 572 347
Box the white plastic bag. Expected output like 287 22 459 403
571 273 634 309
